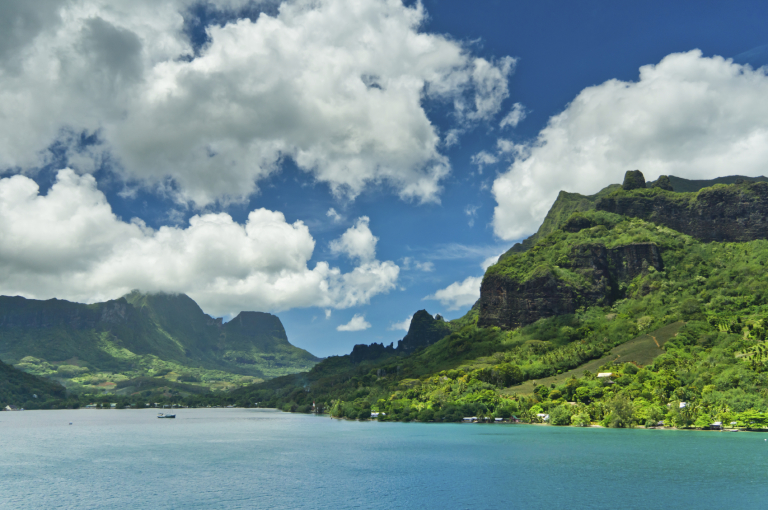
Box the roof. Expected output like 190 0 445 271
597 372 613 378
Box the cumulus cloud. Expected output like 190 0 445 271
388 315 412 332
424 276 481 311
337 314 371 332
0 169 399 316
499 102 527 128
481 254 501 270
329 216 377 263
492 50 768 240
0 0 515 206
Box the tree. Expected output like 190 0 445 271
549 404 573 426
605 396 634 428
571 412 591 427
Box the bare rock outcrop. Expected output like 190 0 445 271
478 243 662 330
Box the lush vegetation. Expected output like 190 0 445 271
0 292 318 397
0 358 68 409
228 182 768 429
9 176 768 432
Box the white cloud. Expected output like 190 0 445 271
329 216 377 263
400 257 434 272
481 254 502 270
470 150 497 173
414 261 434 272
388 315 412 332
465 204 479 227
424 276 481 311
324 309 332 319
0 0 515 206
337 314 371 332
492 50 768 240
326 208 342 223
499 102 527 128
0 169 399 316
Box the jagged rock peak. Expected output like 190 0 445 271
397 310 451 353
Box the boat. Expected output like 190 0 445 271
157 413 176 419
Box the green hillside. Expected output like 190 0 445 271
235 172 768 429
0 292 319 396
0 358 67 410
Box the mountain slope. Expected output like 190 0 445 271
0 292 319 394
0 358 66 409
236 171 768 429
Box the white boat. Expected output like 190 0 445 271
157 413 176 419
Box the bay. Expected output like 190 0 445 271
1 408 766 509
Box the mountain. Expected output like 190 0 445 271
235 171 768 429
0 292 319 395
0 358 67 410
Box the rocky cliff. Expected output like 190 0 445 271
396 310 452 354
478 242 663 329
597 175 768 243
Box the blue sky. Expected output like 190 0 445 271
2 0 768 357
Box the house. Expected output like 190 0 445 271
85 404 98 409
679 402 687 408
710 421 722 430
597 372 613 378
536 413 550 422
4 405 20 411
463 417 478 423
370 412 380 418
109 403 117 408
494 417 504 422
510 415 521 423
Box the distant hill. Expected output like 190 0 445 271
0 358 66 409
0 292 319 395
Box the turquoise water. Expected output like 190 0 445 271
1 408 767 509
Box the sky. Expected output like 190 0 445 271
2 0 768 357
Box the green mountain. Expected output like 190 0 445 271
0 358 67 410
237 171 768 429
0 292 319 396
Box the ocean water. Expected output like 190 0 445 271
1 408 767 509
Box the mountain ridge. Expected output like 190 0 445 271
0 292 319 395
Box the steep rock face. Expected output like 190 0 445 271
596 181 768 243
396 310 452 354
349 342 396 364
478 243 662 329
